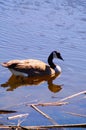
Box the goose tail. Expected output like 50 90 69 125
0 62 8 67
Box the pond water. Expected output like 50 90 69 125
0 0 86 129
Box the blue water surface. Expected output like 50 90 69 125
0 0 86 129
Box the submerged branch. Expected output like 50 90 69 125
8 113 29 120
64 111 86 118
27 101 68 107
26 91 86 107
24 123 86 129
23 123 86 129
59 90 86 102
31 104 58 125
0 123 86 129
0 110 16 114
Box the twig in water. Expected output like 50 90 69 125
8 113 29 120
27 101 68 107
8 113 29 127
23 123 86 129
0 123 86 129
31 104 58 125
64 111 86 118
59 90 86 102
2 100 38 110
0 110 16 114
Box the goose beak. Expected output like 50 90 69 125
59 55 64 61
60 57 64 61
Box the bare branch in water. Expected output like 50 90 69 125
31 104 58 125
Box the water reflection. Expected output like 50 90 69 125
1 73 62 93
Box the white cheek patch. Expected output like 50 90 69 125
53 52 57 58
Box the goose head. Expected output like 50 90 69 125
48 51 64 73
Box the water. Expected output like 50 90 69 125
0 0 86 129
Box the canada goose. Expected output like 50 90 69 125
1 51 63 77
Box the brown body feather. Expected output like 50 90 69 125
1 59 55 76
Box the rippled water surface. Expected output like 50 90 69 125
0 0 86 129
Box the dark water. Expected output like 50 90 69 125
0 0 86 129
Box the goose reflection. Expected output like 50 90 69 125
1 73 62 93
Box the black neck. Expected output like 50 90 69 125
48 53 56 69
